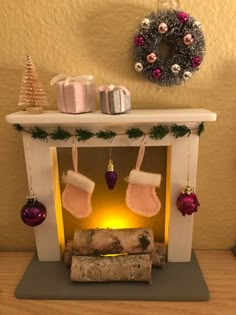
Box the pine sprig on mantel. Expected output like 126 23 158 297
171 124 191 138
51 127 71 141
75 128 94 142
96 130 117 140
126 128 145 140
13 122 205 142
197 122 204 136
150 125 169 140
31 127 49 141
14 123 24 132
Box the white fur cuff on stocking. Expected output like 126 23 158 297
128 170 161 187
62 170 95 219
66 170 95 193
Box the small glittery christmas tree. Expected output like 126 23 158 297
18 55 48 114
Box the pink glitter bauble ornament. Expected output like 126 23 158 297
183 34 194 46
134 35 145 47
158 22 168 34
146 53 157 63
152 68 162 79
177 12 189 23
192 56 202 68
21 196 47 226
176 186 200 216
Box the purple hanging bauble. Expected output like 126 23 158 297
21 196 47 226
105 160 117 190
176 186 200 216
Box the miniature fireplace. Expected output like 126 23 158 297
6 109 216 264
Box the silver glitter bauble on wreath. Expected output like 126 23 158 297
133 9 205 86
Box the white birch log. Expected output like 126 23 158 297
71 254 152 283
73 228 154 255
151 242 166 268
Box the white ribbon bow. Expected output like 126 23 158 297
97 84 130 96
50 74 93 86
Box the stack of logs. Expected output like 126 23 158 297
64 228 166 283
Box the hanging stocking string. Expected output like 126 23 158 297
72 137 78 173
135 143 146 171
157 0 179 10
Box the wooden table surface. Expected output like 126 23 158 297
0 250 235 315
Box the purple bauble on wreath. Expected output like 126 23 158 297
192 56 202 68
177 11 189 23
152 68 162 79
134 35 145 47
176 186 200 216
21 196 47 226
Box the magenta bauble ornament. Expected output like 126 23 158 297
105 160 117 190
146 52 157 63
177 12 189 23
134 35 145 47
152 68 162 79
21 196 47 226
183 34 194 46
176 186 200 216
192 56 202 68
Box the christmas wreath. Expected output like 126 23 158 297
133 9 205 86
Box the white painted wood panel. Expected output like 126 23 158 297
22 133 64 261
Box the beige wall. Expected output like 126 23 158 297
0 0 235 251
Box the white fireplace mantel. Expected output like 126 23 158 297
6 109 217 262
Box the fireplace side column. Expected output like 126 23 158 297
22 133 65 261
167 134 199 262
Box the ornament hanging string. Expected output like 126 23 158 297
105 131 118 190
186 134 191 187
72 136 78 173
26 134 34 197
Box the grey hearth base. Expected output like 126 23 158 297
15 251 209 301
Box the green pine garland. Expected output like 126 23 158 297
13 123 205 142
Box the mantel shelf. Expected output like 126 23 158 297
6 109 217 126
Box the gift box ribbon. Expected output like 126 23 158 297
50 74 94 86
97 85 130 114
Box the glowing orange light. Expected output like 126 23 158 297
96 213 131 229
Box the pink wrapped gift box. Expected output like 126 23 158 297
51 75 96 114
